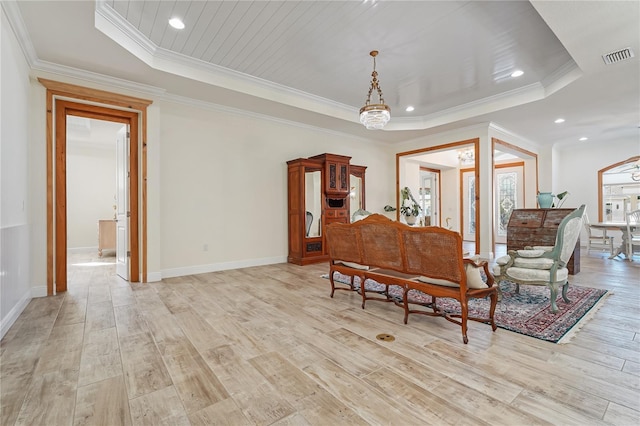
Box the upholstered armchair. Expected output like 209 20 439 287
493 205 585 313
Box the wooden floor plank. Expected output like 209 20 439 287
128 386 190 426
78 327 123 387
118 331 173 399
2 250 640 425
74 376 132 426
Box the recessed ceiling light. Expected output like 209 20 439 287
405 106 415 112
579 137 588 141
169 17 185 30
511 70 524 78
554 118 565 124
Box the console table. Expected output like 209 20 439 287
507 208 580 274
98 219 116 257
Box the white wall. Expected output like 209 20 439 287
1 8 35 337
155 99 392 276
67 142 117 249
556 139 640 247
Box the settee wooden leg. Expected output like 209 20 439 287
361 279 367 309
329 273 336 298
489 291 498 331
460 300 469 344
402 287 409 324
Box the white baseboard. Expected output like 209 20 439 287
0 289 31 339
160 256 288 279
31 285 48 298
146 272 162 282
68 246 98 253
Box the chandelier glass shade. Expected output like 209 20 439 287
359 51 391 130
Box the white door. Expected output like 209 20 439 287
420 171 439 226
495 165 524 244
461 170 476 241
116 126 129 280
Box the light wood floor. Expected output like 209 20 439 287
1 248 639 425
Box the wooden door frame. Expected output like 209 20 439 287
396 138 480 251
40 79 152 294
597 156 640 222
492 138 538 255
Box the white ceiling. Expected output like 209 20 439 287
7 0 640 148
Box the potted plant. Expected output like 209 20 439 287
400 187 422 225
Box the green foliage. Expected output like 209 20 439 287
400 186 422 217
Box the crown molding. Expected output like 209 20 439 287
394 122 492 150
1 0 38 66
385 82 545 131
94 0 357 123
488 122 539 150
31 59 167 97
542 60 583 97
161 92 381 145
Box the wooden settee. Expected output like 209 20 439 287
325 214 498 344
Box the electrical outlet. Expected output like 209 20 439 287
203 244 208 251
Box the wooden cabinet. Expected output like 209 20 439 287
98 219 116 257
507 208 580 274
311 153 350 196
287 153 365 265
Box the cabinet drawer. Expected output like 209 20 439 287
325 209 348 218
508 211 544 228
543 210 571 227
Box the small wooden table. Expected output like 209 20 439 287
591 222 636 260
98 219 116 257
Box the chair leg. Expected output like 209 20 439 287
548 284 559 313
561 281 570 304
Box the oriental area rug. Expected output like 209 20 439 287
323 272 609 344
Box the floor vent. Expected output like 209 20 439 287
602 47 634 65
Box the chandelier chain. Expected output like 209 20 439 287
359 50 391 130
365 56 385 105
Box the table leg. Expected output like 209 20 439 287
610 231 631 260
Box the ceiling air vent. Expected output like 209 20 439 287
602 47 634 65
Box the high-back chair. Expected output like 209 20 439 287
493 205 585 313
626 209 640 260
583 212 614 255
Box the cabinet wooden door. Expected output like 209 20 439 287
325 159 349 195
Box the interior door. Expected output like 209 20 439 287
495 165 524 244
116 126 129 280
420 170 439 226
461 170 476 241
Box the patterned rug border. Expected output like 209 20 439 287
322 273 610 344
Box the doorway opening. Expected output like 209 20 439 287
66 117 126 282
40 78 152 294
397 139 480 253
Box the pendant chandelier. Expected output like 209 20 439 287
359 50 391 130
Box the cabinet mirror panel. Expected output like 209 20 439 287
305 170 322 237
349 174 363 220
